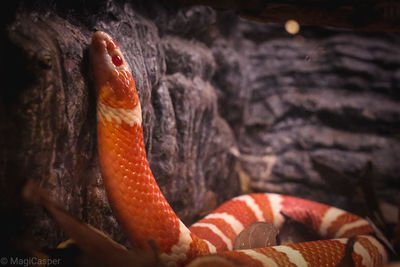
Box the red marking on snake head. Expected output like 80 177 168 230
112 55 123 66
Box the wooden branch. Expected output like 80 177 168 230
178 0 400 32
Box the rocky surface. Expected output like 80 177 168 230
1 0 399 250
219 21 400 215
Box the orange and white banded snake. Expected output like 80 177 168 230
90 31 388 267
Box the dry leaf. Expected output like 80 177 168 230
23 180 162 267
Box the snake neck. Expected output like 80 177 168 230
96 102 211 264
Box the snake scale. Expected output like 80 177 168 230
90 31 388 267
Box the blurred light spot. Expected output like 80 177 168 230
285 20 300 35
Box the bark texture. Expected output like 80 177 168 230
1 0 399 250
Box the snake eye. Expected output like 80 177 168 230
112 55 123 66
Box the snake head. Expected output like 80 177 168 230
90 31 139 110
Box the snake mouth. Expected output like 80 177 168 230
90 31 126 88
90 31 138 109
91 31 119 54
91 31 128 72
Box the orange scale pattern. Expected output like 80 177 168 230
187 233 215 259
358 237 384 266
287 239 346 266
98 119 180 252
191 226 229 252
212 199 258 227
191 218 237 245
341 225 374 238
251 247 297 266
327 213 365 238
281 196 331 233
251 194 274 222
189 236 385 267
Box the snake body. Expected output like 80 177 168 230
90 31 388 267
